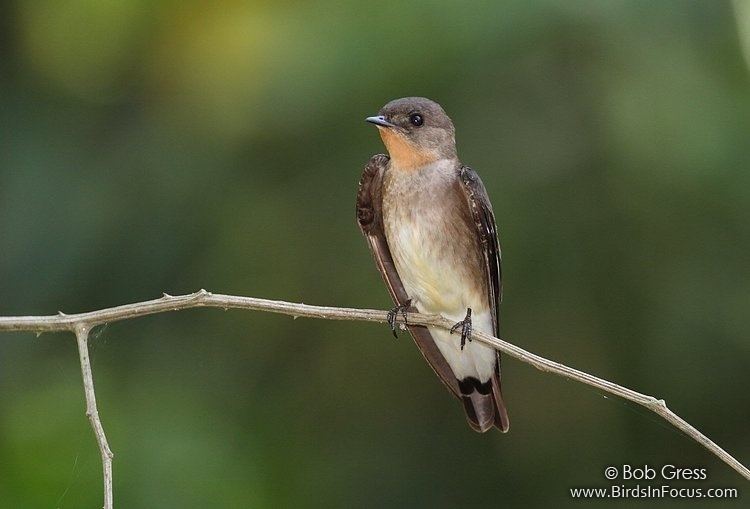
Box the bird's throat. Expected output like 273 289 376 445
379 129 439 171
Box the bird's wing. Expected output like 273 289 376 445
456 165 502 335
457 165 510 432
356 154 460 398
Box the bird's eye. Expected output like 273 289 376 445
409 113 423 127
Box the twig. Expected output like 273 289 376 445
1 289 748 492
74 324 113 509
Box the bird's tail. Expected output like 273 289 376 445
459 374 510 433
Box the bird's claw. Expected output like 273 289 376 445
386 300 411 338
450 308 473 350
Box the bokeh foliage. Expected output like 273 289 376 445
1 1 749 507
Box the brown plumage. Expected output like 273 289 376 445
357 97 509 432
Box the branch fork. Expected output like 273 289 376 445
0 289 747 508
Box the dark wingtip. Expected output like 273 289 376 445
491 373 511 433
495 412 510 433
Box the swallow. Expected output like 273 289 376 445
356 97 509 432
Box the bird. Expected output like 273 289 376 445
356 97 509 433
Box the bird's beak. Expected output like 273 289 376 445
365 115 396 128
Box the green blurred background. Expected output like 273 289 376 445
1 1 749 507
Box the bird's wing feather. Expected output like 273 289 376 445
456 166 502 334
457 165 509 432
356 154 460 398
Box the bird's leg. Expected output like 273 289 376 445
450 308 473 350
386 299 411 338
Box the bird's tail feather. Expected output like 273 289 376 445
459 376 510 433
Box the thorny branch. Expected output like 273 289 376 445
74 324 114 509
1 289 747 509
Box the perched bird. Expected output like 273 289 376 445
356 97 509 432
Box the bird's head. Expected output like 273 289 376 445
366 97 456 170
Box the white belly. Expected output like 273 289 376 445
429 309 497 382
384 197 497 382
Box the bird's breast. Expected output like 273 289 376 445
382 165 486 316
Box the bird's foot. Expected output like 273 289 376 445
386 300 411 338
450 308 473 350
